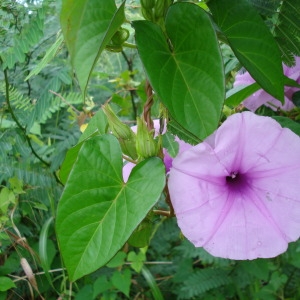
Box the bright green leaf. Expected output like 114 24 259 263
60 110 108 184
60 0 126 95
133 2 224 140
56 135 165 281
162 132 179 158
208 0 284 102
0 277 16 292
111 269 131 297
127 251 146 273
225 83 260 107
0 188 15 214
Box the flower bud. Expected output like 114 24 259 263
136 117 160 159
102 104 138 159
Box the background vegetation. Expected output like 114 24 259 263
1 0 300 299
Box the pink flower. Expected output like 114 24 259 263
123 119 191 182
234 57 300 111
168 112 300 260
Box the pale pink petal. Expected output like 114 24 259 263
169 112 300 259
234 57 300 111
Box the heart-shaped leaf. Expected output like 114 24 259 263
133 2 224 140
56 135 165 281
208 0 284 102
60 0 125 95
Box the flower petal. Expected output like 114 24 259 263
169 112 300 259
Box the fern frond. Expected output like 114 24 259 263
175 239 231 267
274 0 300 66
0 83 35 130
1 7 45 69
178 268 231 299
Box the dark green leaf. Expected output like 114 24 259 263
133 2 224 140
56 135 165 281
60 0 126 95
209 0 284 102
292 91 300 107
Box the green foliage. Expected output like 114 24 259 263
1 0 300 298
134 2 224 140
274 0 300 66
178 268 232 299
60 0 126 95
56 135 165 280
208 0 284 102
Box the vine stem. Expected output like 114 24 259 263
121 50 138 120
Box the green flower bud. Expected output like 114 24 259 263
141 0 155 10
136 117 160 159
102 104 138 159
111 27 130 46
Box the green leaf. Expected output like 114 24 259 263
141 266 164 300
106 251 126 268
162 132 179 158
0 188 15 214
56 135 165 281
111 269 131 297
225 83 260 107
208 0 284 102
133 2 224 140
78 109 108 143
59 110 108 184
226 75 300 107
127 251 146 273
127 219 153 248
0 277 16 292
59 142 84 185
60 0 126 95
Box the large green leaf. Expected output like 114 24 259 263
133 2 224 140
208 0 284 102
56 135 165 281
60 0 125 95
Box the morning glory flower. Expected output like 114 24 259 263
168 112 300 260
234 56 300 111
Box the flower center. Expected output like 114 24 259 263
226 171 247 191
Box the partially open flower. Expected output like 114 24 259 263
234 56 300 111
168 112 300 260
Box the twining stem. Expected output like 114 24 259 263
143 80 154 131
121 50 138 120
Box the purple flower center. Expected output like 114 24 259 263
226 171 248 192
